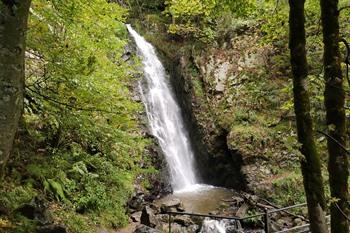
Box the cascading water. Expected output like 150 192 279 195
127 25 198 191
127 25 242 233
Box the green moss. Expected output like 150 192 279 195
0 184 37 211
271 171 306 205
227 124 268 154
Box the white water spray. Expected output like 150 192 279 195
127 25 198 191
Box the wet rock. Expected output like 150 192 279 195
200 219 226 233
222 219 243 233
122 45 132 62
155 213 169 223
133 225 161 233
176 205 185 212
187 224 200 233
201 219 242 233
160 198 183 213
173 215 193 226
145 179 172 201
165 223 191 233
141 206 159 227
235 203 249 218
132 95 141 102
37 224 69 233
128 192 145 211
131 211 142 222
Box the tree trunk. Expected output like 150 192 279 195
288 1 329 233
320 0 349 233
0 0 31 177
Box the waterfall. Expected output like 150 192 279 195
127 25 198 191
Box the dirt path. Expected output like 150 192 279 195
113 223 138 233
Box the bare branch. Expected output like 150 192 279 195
26 86 119 114
316 130 350 155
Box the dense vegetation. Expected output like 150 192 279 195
1 0 154 232
0 0 349 232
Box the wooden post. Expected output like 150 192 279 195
264 209 270 233
168 213 171 233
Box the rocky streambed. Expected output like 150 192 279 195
126 186 310 233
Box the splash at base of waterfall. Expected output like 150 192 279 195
200 218 243 233
173 184 215 194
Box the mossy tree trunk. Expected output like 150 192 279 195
0 0 31 177
288 1 328 233
320 0 349 232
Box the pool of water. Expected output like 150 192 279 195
156 184 233 214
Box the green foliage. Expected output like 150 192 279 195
163 0 255 42
44 179 67 201
127 0 165 12
271 171 306 206
0 184 37 211
1 0 154 232
228 124 269 155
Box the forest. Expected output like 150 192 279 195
0 0 349 233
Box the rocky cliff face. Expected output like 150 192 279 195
146 24 279 191
183 30 277 190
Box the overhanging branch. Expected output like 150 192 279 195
26 86 119 115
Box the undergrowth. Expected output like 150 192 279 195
0 1 155 232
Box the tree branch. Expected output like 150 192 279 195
335 203 350 222
338 5 350 13
316 130 350 155
26 86 119 114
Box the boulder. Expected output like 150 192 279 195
155 213 169 223
141 206 159 227
131 211 142 222
173 215 193 227
133 225 161 233
128 193 145 211
163 223 192 233
186 224 200 233
160 198 183 213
